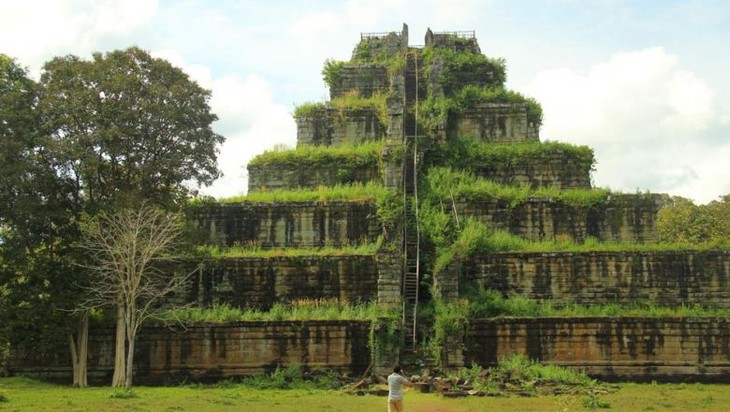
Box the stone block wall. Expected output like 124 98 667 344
376 252 402 308
459 250 730 307
188 256 379 309
247 162 380 192
9 322 371 384
464 318 730 382
296 107 385 147
454 194 660 243
186 201 379 248
470 152 592 189
329 64 389 99
447 103 539 143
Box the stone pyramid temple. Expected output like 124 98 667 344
11 24 730 384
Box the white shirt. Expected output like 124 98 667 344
387 373 408 401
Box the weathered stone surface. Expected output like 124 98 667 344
9 321 371 384
447 103 539 143
296 107 385 147
455 194 660 243
376 252 402 308
329 64 389 99
248 162 380 192
425 30 481 54
427 145 593 189
464 318 730 382
187 201 379 248
460 250 730 308
188 255 379 309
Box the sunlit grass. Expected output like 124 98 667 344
197 242 381 258
217 182 388 203
1 377 729 412
161 299 396 323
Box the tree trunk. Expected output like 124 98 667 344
111 306 127 387
124 330 135 389
69 314 89 387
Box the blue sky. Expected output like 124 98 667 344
1 0 728 203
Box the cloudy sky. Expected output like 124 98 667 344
1 0 728 203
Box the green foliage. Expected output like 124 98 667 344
218 181 389 203
162 300 396 322
433 218 492 274
248 141 382 170
446 355 597 396
484 231 727 253
331 92 388 125
321 59 345 88
351 33 401 63
198 242 380 258
453 85 542 124
430 298 469 365
436 139 593 173
657 195 730 246
241 364 344 390
493 355 594 386
369 317 400 365
583 394 612 409
108 389 137 399
460 287 730 318
293 101 326 118
375 190 404 238
420 84 543 128
293 93 388 126
423 167 609 208
424 48 507 89
39 46 223 208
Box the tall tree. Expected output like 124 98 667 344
2 48 223 386
37 47 222 387
657 195 730 244
78 205 192 389
37 47 223 210
0 54 82 383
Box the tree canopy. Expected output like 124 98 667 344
0 48 224 382
38 47 224 210
657 195 730 245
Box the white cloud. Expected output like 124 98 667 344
290 11 343 36
203 75 296 198
529 47 728 204
152 52 297 198
0 0 158 76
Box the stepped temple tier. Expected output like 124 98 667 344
10 25 730 384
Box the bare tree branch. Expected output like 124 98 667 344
77 203 193 388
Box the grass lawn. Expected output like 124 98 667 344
0 378 728 411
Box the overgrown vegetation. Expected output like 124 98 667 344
330 92 388 125
658 195 730 245
162 299 396 323
197 242 381 258
321 59 345 88
240 363 344 390
421 85 543 128
293 92 388 125
350 34 406 76
248 141 382 169
217 181 388 204
421 47 506 90
292 101 326 118
429 138 595 174
451 355 598 396
458 288 730 319
422 167 610 208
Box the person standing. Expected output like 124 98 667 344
387 365 413 412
